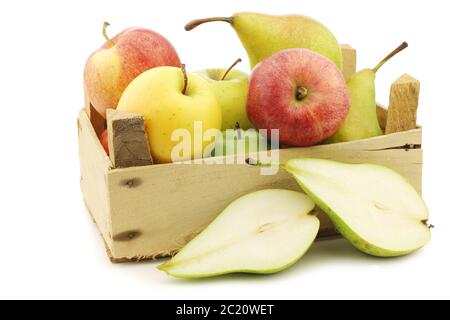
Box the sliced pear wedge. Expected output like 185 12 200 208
159 190 319 278
284 158 431 257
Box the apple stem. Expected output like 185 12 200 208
181 64 188 95
102 22 115 47
235 122 242 140
222 58 242 81
185 17 233 31
296 87 308 101
372 42 409 73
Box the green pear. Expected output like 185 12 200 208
213 126 269 157
328 42 409 143
159 189 319 278
195 59 253 130
284 158 431 257
185 12 342 69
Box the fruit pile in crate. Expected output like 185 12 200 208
79 12 431 278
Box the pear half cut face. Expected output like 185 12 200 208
159 189 320 278
284 158 431 257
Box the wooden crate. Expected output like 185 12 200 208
78 45 422 263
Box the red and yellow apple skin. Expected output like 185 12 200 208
247 49 350 147
100 129 109 155
84 27 181 118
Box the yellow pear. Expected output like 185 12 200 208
185 12 342 69
328 42 409 143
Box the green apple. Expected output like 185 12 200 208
117 65 222 164
212 128 269 157
158 189 320 278
196 59 253 130
284 158 431 257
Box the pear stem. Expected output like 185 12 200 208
102 22 115 47
372 42 409 73
221 58 242 80
181 64 188 95
422 220 435 229
185 17 233 31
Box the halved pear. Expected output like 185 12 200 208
284 158 431 257
158 189 319 278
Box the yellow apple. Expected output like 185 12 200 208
117 66 222 164
196 67 252 130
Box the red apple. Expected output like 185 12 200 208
100 129 109 155
84 23 181 117
247 49 350 147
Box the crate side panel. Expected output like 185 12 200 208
279 128 421 159
107 164 306 259
78 110 113 250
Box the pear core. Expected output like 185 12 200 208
284 158 431 257
158 189 320 278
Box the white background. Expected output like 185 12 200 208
0 0 449 300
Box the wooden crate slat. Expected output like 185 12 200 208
78 110 113 253
341 44 357 81
386 74 420 134
106 109 153 169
